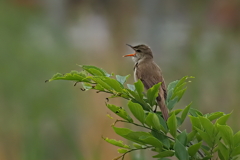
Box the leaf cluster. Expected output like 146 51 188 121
47 65 239 160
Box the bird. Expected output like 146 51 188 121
123 44 169 120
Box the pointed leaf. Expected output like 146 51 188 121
176 130 188 146
134 79 144 99
189 108 203 117
81 82 92 90
133 143 143 149
103 138 130 149
188 141 202 157
194 127 213 147
181 102 192 123
189 116 201 129
187 130 197 143
127 84 135 91
147 82 161 106
232 146 240 157
118 148 128 153
116 75 130 85
174 139 189 160
153 150 174 158
167 97 178 110
218 141 229 160
139 135 163 149
233 131 240 148
217 124 233 146
107 104 133 122
215 113 231 125
207 112 224 121
48 71 91 82
151 130 170 148
81 65 110 76
103 77 123 92
167 112 177 138
199 117 214 136
128 101 145 124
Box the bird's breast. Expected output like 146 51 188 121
134 67 137 82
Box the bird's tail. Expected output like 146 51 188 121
157 93 169 121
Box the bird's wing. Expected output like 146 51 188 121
135 60 167 100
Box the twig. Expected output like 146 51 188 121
119 146 153 160
115 120 175 141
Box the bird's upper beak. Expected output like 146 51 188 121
123 44 136 57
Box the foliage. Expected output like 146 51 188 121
47 65 239 160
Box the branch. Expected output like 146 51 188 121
115 120 175 141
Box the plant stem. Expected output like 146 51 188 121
115 120 175 141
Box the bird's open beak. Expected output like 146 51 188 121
123 44 136 57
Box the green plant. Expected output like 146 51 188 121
46 65 240 160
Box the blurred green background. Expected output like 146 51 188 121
1 0 240 160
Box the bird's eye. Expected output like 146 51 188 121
136 49 141 52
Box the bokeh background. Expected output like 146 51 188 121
1 0 240 160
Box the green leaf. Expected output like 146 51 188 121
181 102 192 124
156 112 168 133
187 130 197 143
232 145 240 157
153 150 174 158
188 141 202 157
217 124 233 146
174 109 183 115
118 148 128 153
139 135 163 149
94 84 105 91
134 79 144 99
167 112 177 138
124 88 151 111
113 127 162 147
147 82 161 106
112 127 146 145
199 117 214 136
81 65 110 77
127 84 135 91
81 82 92 90
152 113 163 131
48 71 91 82
103 137 130 149
90 77 112 91
151 130 170 148
207 112 224 121
103 77 123 92
194 127 213 147
215 113 231 125
218 141 229 160
113 127 132 136
128 101 145 124
233 131 240 148
174 139 189 160
167 80 179 94
133 143 143 149
189 116 201 129
189 108 203 117
167 97 178 110
176 130 187 146
116 75 130 85
107 104 133 122
145 112 163 131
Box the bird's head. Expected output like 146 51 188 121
123 44 153 62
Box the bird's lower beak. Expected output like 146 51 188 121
123 53 136 57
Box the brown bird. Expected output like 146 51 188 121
123 44 169 120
